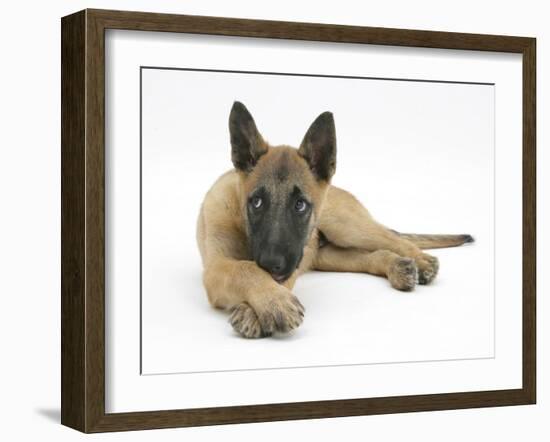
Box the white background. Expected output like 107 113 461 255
0 0 547 440
141 68 496 374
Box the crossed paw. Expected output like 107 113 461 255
229 291 305 339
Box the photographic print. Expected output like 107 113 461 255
140 67 492 375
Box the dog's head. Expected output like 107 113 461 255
229 101 337 283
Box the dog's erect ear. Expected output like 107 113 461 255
298 112 337 182
229 101 268 173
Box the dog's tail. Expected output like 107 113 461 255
393 231 475 249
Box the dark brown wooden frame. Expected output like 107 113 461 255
61 8 536 433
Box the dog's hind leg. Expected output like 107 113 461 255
319 186 438 284
313 245 417 291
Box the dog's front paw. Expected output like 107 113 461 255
415 253 439 284
254 290 305 335
229 302 266 339
388 257 418 291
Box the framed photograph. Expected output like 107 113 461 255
61 9 536 433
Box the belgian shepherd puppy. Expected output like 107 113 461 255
196 101 473 338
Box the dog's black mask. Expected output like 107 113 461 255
246 184 312 282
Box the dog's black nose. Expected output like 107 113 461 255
259 254 286 276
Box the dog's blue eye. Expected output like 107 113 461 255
295 199 307 212
251 196 263 209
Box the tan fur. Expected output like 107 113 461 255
197 130 471 339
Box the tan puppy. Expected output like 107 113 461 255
196 102 473 338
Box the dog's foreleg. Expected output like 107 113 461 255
313 245 417 291
203 257 305 338
319 186 439 284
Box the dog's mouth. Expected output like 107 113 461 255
271 273 289 284
270 255 303 284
